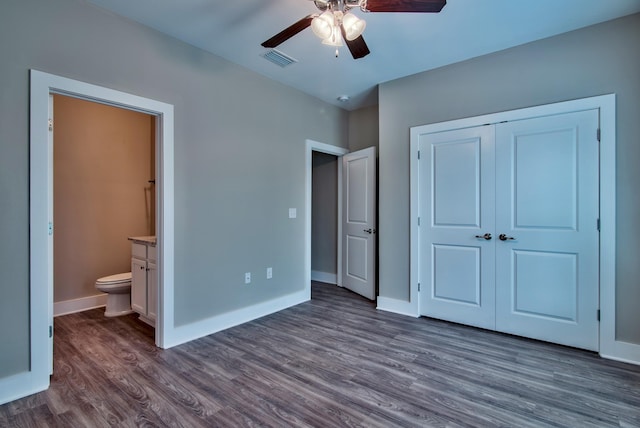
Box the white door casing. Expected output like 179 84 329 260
342 147 377 300
418 125 496 329
417 109 599 351
47 94 54 374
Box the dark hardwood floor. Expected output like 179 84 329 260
2 281 639 427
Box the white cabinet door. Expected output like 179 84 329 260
131 257 147 315
342 147 377 300
419 125 496 329
147 261 157 322
495 110 599 351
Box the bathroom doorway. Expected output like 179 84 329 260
30 71 175 387
52 95 156 321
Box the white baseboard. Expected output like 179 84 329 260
311 270 337 284
54 294 107 317
376 296 419 318
600 340 640 366
165 289 309 348
0 371 49 406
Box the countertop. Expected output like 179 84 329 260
128 236 156 246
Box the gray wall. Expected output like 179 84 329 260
311 152 338 277
348 105 379 152
0 0 348 379
378 13 640 344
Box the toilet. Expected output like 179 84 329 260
95 272 134 317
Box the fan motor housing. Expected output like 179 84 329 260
314 0 362 12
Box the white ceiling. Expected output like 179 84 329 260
85 0 640 110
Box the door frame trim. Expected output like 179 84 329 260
305 140 349 298
409 94 635 363
12 70 176 404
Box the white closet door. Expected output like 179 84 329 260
495 110 600 351
419 125 496 329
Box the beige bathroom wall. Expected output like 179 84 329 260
53 94 155 304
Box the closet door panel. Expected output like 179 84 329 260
495 110 600 351
419 125 496 329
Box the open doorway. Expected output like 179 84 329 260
52 95 156 320
311 151 339 285
305 140 377 302
304 140 348 301
29 71 175 395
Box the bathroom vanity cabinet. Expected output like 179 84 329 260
129 236 157 327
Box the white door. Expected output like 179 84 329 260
342 147 376 300
495 110 600 350
417 110 599 350
418 126 497 329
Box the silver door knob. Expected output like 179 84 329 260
499 234 516 241
364 228 376 234
474 233 492 240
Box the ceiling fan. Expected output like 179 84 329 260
261 0 447 59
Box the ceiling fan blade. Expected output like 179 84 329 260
261 15 315 48
344 35 370 59
365 0 446 13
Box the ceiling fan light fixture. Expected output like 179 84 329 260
342 12 366 41
262 0 446 60
311 11 334 39
321 25 343 47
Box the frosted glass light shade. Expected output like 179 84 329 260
322 25 343 46
311 11 334 40
342 12 366 41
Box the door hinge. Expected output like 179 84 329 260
597 218 600 232
597 309 601 322
597 128 601 142
49 325 53 338
417 217 421 226
48 222 53 236
48 118 53 132
418 283 421 292
417 150 421 160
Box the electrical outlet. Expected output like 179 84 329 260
267 267 273 279
245 272 251 284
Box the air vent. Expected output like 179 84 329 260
262 49 298 68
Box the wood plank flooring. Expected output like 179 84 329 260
2 281 639 427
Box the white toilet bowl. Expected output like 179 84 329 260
95 272 134 317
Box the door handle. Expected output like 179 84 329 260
499 234 516 241
364 228 376 234
474 233 492 240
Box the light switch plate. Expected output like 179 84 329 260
289 208 297 218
